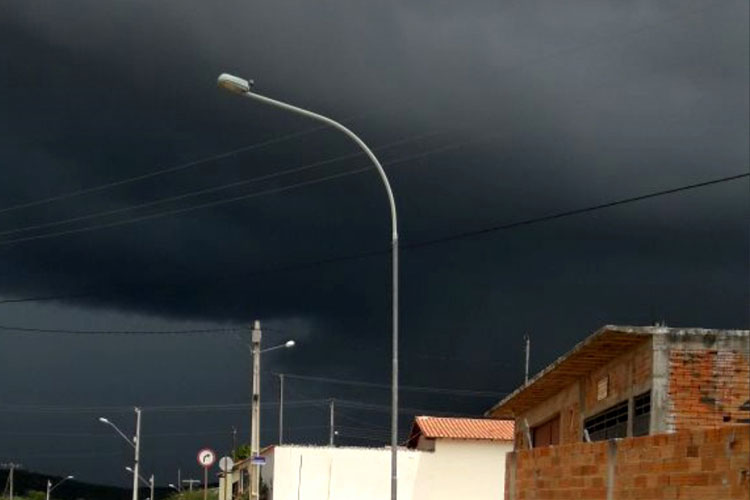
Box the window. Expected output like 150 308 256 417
584 400 628 441
632 391 651 437
532 415 560 447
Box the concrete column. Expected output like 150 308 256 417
651 334 672 434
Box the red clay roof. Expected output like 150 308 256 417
407 416 514 447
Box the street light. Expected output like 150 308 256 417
99 408 142 500
218 73 400 500
260 339 296 354
46 475 73 500
126 467 154 500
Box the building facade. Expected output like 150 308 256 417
485 325 749 449
230 416 514 500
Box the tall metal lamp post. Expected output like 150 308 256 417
217 73 400 500
99 408 142 500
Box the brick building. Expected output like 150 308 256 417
485 325 749 449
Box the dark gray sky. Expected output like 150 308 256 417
1 0 748 487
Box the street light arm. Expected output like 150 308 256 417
236 89 398 242
126 467 151 486
101 420 136 449
49 476 73 493
260 341 294 354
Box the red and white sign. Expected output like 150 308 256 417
197 448 216 468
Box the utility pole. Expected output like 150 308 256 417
177 469 181 492
524 334 531 384
232 426 238 459
250 320 262 500
133 408 142 500
329 399 336 447
278 373 285 445
1 463 21 500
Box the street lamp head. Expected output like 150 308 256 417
217 73 253 95
285 340 296 348
98 417 109 424
125 467 134 473
66 475 74 480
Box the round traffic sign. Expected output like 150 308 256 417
197 448 216 468
218 456 234 472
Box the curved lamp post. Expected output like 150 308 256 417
126 466 154 500
46 475 73 500
217 73 400 500
99 408 141 500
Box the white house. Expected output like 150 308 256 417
227 416 514 500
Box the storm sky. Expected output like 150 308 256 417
1 0 748 487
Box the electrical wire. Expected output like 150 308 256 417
0 131 441 239
0 133 492 247
0 324 244 335
0 124 334 216
0 399 330 414
279 373 507 398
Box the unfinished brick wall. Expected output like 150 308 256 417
669 348 750 429
506 425 750 500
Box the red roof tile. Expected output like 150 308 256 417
408 416 514 446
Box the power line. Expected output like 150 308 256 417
334 399 472 417
407 172 750 250
0 399 329 414
0 133 491 247
0 124 334 216
0 171 742 306
0 293 92 305
0 324 244 335
280 373 507 398
0 131 440 239
240 171 750 276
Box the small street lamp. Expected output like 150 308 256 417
126 467 154 500
46 475 73 500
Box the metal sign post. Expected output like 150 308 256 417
197 449 216 500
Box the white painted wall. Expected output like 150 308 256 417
259 439 512 500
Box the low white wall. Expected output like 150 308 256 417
261 440 511 500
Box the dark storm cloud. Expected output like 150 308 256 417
0 0 747 486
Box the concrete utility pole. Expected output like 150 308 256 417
2 463 22 500
329 399 335 447
133 408 142 500
250 320 262 500
278 373 285 445
524 334 531 384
